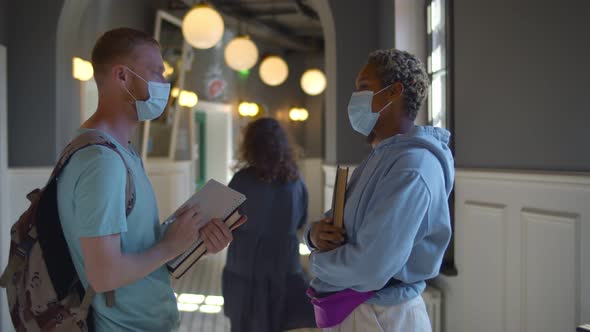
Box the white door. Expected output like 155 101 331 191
196 101 233 185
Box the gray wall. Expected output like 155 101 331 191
7 0 64 167
7 0 320 166
183 25 323 159
454 0 590 171
320 0 400 164
56 0 160 158
0 0 6 46
6 0 160 166
75 0 157 60
302 53 325 159
324 0 380 165
379 0 396 49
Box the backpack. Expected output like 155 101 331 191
0 131 136 331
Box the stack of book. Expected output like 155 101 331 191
165 179 246 279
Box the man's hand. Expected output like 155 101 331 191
200 216 248 254
310 218 346 252
81 205 207 293
162 205 207 258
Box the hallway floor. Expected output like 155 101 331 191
172 251 319 332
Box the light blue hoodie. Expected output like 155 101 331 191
305 126 454 306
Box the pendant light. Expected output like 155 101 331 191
178 90 199 108
238 102 260 117
300 68 326 95
289 107 309 122
259 55 289 86
225 35 259 71
72 57 93 81
182 4 225 49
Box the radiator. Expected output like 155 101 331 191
422 286 442 332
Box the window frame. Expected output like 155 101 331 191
426 0 458 276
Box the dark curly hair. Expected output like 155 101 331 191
236 118 299 183
368 49 430 121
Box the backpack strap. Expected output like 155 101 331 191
79 286 116 319
80 287 96 315
52 131 136 216
53 130 137 308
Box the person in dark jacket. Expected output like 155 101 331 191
222 117 316 332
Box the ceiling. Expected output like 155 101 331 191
168 0 324 52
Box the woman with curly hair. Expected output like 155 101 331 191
305 49 455 331
222 117 315 332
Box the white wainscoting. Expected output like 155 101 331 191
433 169 590 332
144 159 193 222
6 168 53 222
322 164 357 213
1 168 51 332
0 162 194 331
4 161 193 223
299 158 324 222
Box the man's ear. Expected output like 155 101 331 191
112 65 127 84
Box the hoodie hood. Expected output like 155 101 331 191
377 126 455 195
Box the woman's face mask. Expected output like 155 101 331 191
122 66 170 121
347 85 392 136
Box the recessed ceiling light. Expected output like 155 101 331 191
199 305 222 314
178 302 200 312
178 293 206 304
205 296 224 306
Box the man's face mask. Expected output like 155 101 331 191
122 66 170 121
347 85 392 136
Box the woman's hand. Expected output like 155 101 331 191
310 218 346 252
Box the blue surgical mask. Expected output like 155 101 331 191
347 85 392 136
123 66 170 121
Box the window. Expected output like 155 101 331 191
427 0 448 129
427 0 457 276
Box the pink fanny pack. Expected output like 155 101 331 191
306 287 375 328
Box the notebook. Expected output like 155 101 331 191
331 166 349 229
165 179 246 279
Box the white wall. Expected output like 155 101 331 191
433 170 590 332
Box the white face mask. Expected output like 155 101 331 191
347 85 392 136
122 66 170 121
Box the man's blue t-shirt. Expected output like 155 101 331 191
57 129 179 331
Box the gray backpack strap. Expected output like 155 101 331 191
54 130 137 308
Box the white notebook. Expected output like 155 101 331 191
165 179 246 273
